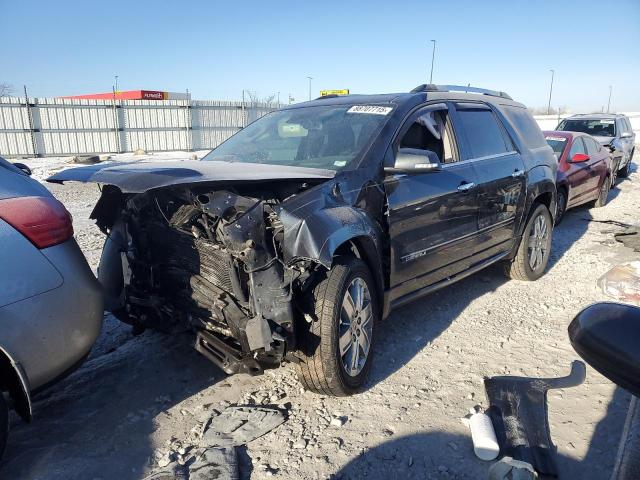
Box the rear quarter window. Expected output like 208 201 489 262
500 105 548 150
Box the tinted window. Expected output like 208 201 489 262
569 137 586 159
559 119 616 137
456 108 509 158
501 105 547 149
584 137 599 155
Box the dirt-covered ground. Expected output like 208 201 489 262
2 153 639 480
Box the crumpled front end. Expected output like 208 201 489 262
95 182 322 375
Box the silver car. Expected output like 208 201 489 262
557 114 636 178
0 157 103 459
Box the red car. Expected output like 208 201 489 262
544 131 614 223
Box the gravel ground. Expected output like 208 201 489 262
1 154 639 480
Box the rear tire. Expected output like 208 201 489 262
0 393 8 461
296 257 378 396
504 203 553 281
591 176 611 208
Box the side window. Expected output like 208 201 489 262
569 137 586 159
584 137 599 155
455 107 509 158
625 118 633 133
399 108 458 164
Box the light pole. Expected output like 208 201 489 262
547 69 554 115
115 75 119 93
429 40 436 84
607 85 612 113
307 76 313 101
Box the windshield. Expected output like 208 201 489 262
558 119 616 137
544 135 568 157
202 105 393 170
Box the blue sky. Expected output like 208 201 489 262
1 0 639 111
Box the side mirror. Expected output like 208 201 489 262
571 153 590 163
569 302 640 397
385 148 442 174
621 132 632 139
13 162 32 176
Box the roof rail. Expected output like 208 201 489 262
411 84 513 101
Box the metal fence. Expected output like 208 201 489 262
0 96 279 157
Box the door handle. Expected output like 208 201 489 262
457 182 475 192
511 169 525 178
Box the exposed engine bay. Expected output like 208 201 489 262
93 181 327 375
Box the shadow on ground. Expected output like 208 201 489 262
0 322 224 480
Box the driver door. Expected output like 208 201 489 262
385 103 480 303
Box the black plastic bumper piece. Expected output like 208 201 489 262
195 330 263 376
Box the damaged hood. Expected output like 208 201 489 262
46 160 335 193
592 135 615 146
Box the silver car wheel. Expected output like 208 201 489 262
527 214 549 271
338 277 373 377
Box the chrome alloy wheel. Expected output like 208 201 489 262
528 214 550 271
338 277 373 377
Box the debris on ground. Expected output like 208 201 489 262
134 148 147 155
71 154 101 164
484 361 586 477
488 457 538 480
598 261 640 305
143 405 286 479
201 406 287 447
614 227 640 252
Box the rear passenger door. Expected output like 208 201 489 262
451 103 526 260
583 136 607 196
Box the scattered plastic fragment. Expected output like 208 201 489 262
598 261 640 305
488 456 538 480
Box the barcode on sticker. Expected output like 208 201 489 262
347 105 393 115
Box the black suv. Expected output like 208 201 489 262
49 84 557 396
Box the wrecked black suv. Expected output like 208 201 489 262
49 85 557 396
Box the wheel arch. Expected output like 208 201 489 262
333 235 386 306
0 347 32 422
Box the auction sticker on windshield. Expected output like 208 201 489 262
545 136 566 142
347 105 393 115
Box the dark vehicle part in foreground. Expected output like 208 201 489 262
544 131 614 224
484 361 586 477
483 302 640 479
49 85 557 396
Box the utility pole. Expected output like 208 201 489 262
429 40 437 84
115 75 119 93
547 69 554 115
307 76 313 101
607 85 612 113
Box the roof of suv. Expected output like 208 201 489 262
282 84 525 111
564 113 627 120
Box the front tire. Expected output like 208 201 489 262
0 393 8 461
504 203 553 281
297 257 378 396
555 189 567 225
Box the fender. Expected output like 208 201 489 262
518 165 557 237
0 346 32 422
